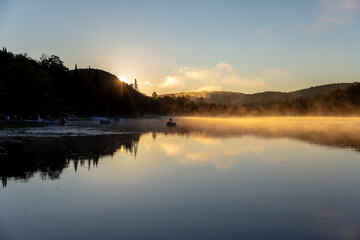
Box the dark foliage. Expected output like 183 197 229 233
239 83 360 116
0 49 156 117
0 134 140 187
1 48 359 117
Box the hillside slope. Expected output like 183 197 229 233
0 49 154 117
161 83 354 106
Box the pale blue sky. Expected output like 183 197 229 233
1 0 359 94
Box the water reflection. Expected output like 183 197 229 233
1 117 360 188
177 117 360 152
162 136 264 170
1 118 360 240
310 207 360 240
0 134 140 187
113 117 360 152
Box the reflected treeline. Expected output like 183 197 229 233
161 128 360 152
176 117 360 152
135 117 360 153
116 118 360 154
2 117 360 187
0 134 140 187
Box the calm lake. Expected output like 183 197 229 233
1 117 360 240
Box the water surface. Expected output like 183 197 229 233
1 117 360 240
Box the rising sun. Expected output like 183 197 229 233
118 75 126 82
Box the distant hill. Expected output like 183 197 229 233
0 48 154 117
69 68 152 116
161 83 355 106
1 48 359 118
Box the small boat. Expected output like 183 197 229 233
166 118 176 127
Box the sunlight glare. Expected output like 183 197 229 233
118 75 127 82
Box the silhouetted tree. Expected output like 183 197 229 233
134 79 138 91
40 55 68 72
2 48 360 118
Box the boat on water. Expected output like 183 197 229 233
166 118 176 127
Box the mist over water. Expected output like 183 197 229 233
179 116 360 150
1 117 360 240
117 116 360 152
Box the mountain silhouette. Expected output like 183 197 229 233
161 83 354 106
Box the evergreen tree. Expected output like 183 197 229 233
134 79 138 91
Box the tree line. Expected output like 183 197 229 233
154 84 360 116
0 48 154 117
1 48 359 118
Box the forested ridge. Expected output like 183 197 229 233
1 48 359 118
162 82 353 107
0 48 154 117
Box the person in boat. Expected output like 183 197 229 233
167 118 176 126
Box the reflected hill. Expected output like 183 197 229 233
0 134 140 187
2 117 360 187
120 117 360 152
176 117 360 152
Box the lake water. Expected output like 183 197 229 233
1 117 360 240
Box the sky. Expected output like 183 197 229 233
0 0 359 95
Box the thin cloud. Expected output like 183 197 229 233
255 24 275 39
162 77 178 87
161 62 265 92
312 15 344 29
263 67 288 78
309 0 359 30
342 0 360 10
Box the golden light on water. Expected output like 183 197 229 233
116 145 124 153
176 116 360 151
181 116 360 130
